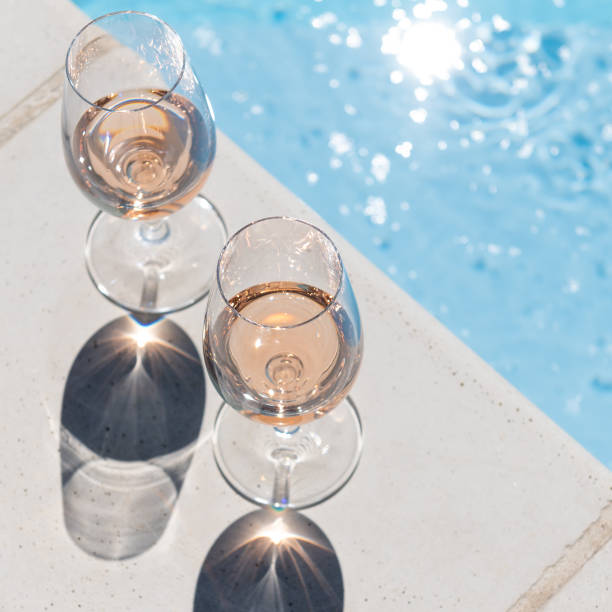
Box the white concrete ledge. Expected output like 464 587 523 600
0 0 86 116
1 1 611 610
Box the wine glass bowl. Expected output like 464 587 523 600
204 217 363 509
62 11 226 314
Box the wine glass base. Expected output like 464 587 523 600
212 398 363 510
85 195 227 315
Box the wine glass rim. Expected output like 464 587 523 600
65 10 187 113
216 216 346 330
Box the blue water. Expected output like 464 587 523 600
73 0 612 466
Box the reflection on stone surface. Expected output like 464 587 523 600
60 315 206 560
194 509 343 612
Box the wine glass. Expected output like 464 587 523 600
62 11 226 315
204 217 363 509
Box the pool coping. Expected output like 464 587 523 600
2 1 612 610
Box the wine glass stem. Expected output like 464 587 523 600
139 220 170 242
140 263 160 310
271 447 298 510
137 221 170 310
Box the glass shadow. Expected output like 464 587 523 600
60 315 206 560
193 509 343 611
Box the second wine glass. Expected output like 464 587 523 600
204 217 364 509
62 11 226 315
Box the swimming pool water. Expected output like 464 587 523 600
73 0 612 467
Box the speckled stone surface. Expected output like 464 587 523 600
0 0 86 116
1 2 612 611
542 536 612 611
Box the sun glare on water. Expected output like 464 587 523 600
382 19 463 84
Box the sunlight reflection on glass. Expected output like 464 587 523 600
259 517 291 545
382 19 463 84
132 324 153 348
